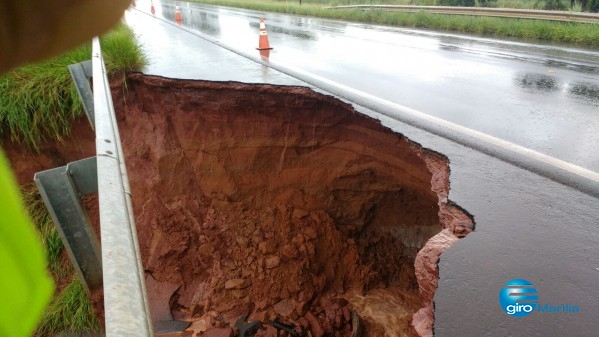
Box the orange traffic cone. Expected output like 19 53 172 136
257 18 273 50
259 49 271 61
175 5 182 23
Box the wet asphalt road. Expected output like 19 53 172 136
132 0 599 173
124 3 599 336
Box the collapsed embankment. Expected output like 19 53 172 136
6 73 473 336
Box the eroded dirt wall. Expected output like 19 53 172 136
110 74 473 336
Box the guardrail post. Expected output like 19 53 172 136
34 157 102 295
69 60 95 128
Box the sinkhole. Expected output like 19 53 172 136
110 73 473 337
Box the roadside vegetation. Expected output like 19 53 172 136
37 277 101 336
0 23 146 150
3 24 146 336
190 0 599 47
216 0 598 11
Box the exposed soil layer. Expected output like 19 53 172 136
4 73 473 337
3 116 96 185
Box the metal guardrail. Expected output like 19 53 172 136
35 38 153 336
91 37 153 337
34 157 103 296
326 5 599 23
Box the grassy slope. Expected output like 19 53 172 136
189 0 599 47
0 23 147 150
7 24 146 336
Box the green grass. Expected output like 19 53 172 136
231 0 578 10
0 23 146 150
102 25 148 74
189 0 599 48
35 279 101 337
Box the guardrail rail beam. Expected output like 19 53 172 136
92 37 153 337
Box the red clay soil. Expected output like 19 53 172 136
4 73 473 337
3 116 96 185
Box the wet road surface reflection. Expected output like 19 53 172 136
130 0 599 172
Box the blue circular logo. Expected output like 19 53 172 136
498 279 538 317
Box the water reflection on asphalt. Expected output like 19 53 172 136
131 0 599 171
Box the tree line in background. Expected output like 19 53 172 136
436 0 598 11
